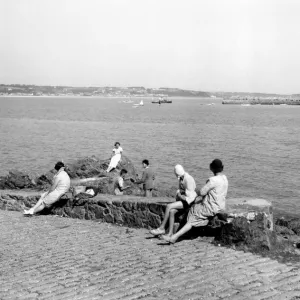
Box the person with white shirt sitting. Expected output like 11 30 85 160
150 164 197 237
106 142 123 173
114 169 131 195
24 161 70 216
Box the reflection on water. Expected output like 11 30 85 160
0 96 299 213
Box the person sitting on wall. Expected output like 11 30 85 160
24 161 70 216
106 142 123 173
149 164 197 236
161 159 228 244
134 159 156 197
114 169 131 195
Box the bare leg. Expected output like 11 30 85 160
167 209 178 236
31 203 46 214
24 193 47 215
159 202 183 230
162 223 193 243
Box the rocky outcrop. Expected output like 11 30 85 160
0 170 36 189
0 156 177 198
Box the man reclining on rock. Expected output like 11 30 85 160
24 161 70 216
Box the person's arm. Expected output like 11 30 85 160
120 185 130 191
177 177 197 204
118 177 130 191
197 179 216 196
48 176 59 193
110 150 115 159
135 170 146 184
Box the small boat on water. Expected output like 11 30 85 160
133 99 144 108
152 95 172 104
123 99 133 103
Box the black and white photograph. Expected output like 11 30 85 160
0 0 300 299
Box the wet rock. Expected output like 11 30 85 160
1 170 35 189
275 225 295 236
35 170 56 190
276 217 300 235
0 199 25 211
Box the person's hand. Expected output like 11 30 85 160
195 188 201 196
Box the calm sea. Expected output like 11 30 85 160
0 96 299 214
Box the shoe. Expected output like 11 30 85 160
23 209 34 216
149 228 165 236
161 235 177 244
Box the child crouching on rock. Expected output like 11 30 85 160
150 164 197 237
24 161 70 216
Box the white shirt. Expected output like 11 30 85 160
113 147 123 155
52 169 70 196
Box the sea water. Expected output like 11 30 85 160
0 96 299 214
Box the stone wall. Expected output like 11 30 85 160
1 189 300 257
0 190 173 229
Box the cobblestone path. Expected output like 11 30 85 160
0 211 300 300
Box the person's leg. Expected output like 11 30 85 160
160 202 183 229
24 193 47 215
162 222 193 243
32 203 46 214
145 189 152 197
167 209 178 236
150 202 183 235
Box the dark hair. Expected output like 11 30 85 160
142 159 149 166
114 142 120 146
54 161 65 171
120 169 128 175
210 159 224 173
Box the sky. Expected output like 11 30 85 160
1 0 300 94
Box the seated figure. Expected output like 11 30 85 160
150 164 197 237
106 142 123 173
24 161 70 215
114 169 131 195
162 159 228 244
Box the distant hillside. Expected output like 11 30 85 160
148 87 209 97
0 84 210 97
213 91 290 98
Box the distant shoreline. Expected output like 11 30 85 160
0 95 214 99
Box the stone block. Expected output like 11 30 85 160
216 213 278 251
93 205 104 219
148 203 166 217
104 214 114 223
226 198 273 231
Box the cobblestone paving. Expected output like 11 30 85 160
0 211 300 300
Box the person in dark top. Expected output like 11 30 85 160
134 159 155 197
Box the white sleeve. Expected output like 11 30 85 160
118 177 124 188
